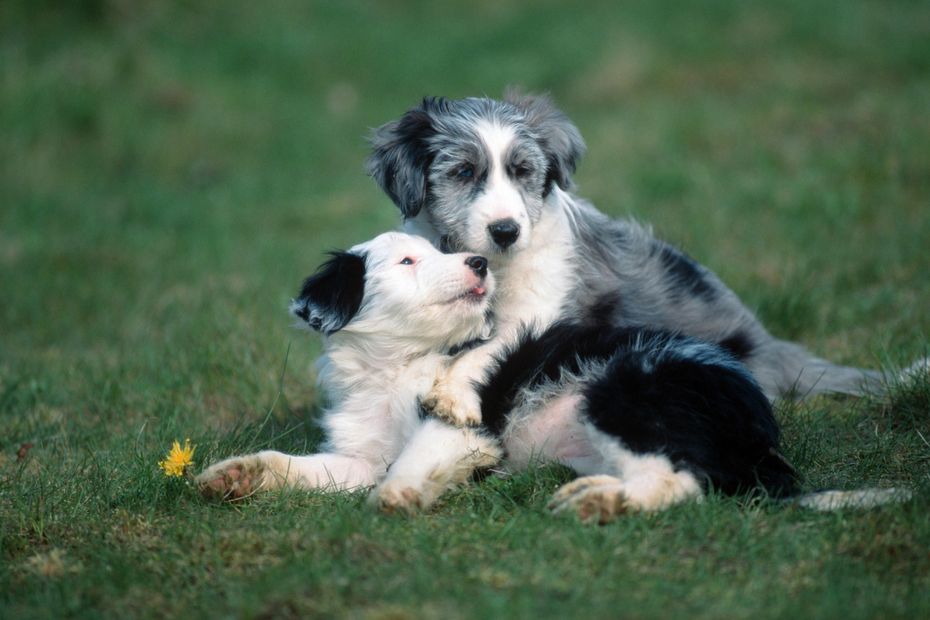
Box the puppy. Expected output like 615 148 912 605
366 92 926 427
479 322 907 522
197 232 501 512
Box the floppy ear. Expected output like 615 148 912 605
505 90 586 195
366 98 441 219
291 252 367 334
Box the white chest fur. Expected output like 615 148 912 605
491 202 577 338
319 350 444 465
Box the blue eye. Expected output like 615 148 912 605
457 165 474 179
400 257 415 265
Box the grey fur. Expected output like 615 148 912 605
367 93 885 400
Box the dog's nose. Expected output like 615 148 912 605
465 255 488 278
487 219 520 249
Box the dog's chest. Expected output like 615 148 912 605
320 352 444 461
388 357 440 417
494 222 575 335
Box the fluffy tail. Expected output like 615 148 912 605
789 488 912 511
750 340 930 401
899 356 930 384
749 339 887 400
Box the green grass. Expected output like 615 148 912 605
2 0 929 617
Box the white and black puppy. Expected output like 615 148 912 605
478 321 906 522
481 319 907 521
197 232 501 512
367 93 926 427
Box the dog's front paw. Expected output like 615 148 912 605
421 376 482 427
196 455 270 501
548 475 631 525
369 479 427 515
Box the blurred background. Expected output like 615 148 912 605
2 0 928 430
2 3 929 616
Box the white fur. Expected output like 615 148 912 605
491 192 578 336
465 121 534 253
371 418 501 513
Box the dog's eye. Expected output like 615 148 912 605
399 257 415 265
513 163 532 178
456 165 474 179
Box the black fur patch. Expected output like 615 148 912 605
438 235 455 253
367 99 439 219
292 251 366 334
719 331 755 360
446 337 487 357
416 397 430 421
479 322 797 498
542 154 563 198
658 244 717 301
583 293 623 326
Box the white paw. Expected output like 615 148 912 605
369 479 430 514
196 455 270 501
421 375 482 427
547 475 631 525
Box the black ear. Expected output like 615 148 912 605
366 97 441 219
291 252 366 334
505 90 586 196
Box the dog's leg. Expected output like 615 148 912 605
421 343 503 426
370 419 502 513
548 469 703 524
196 451 378 501
547 424 702 524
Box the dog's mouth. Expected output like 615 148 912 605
464 285 487 300
445 285 488 305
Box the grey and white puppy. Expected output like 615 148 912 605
366 93 919 425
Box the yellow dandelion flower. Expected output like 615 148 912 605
159 438 196 477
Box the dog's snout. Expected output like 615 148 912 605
488 219 520 249
465 255 488 278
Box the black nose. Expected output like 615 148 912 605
465 255 488 278
487 219 520 249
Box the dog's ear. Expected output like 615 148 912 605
506 90 586 196
291 251 367 334
366 98 441 219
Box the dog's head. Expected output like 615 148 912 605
366 92 585 257
291 232 494 351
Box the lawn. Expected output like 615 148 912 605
2 0 929 617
